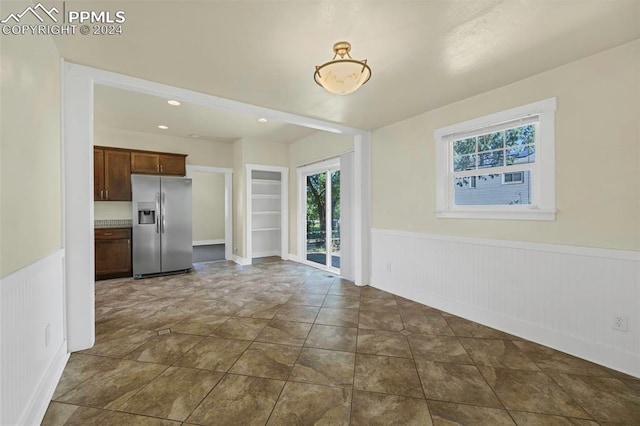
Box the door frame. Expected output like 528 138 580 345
297 157 341 274
186 165 233 261
246 164 289 261
61 60 370 352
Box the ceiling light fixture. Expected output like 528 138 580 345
314 41 371 95
158 125 168 130
167 100 181 106
257 118 268 123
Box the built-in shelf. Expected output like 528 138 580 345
251 171 282 259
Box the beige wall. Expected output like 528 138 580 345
94 201 131 220
94 128 234 220
94 127 234 168
192 171 225 241
242 138 289 167
372 40 640 251
0 28 62 277
232 139 245 257
287 132 353 255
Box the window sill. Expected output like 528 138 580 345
436 208 556 221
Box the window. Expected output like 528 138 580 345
434 98 557 220
502 172 524 185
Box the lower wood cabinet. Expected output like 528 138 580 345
95 228 132 280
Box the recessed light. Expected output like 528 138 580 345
257 117 268 123
158 125 169 130
189 134 200 138
167 100 181 106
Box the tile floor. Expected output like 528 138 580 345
44 260 640 425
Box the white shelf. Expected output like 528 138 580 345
251 175 282 258
252 179 281 185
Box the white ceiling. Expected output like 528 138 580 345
93 84 318 144
55 1 640 131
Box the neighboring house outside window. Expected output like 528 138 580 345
434 97 557 220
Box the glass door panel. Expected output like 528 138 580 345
306 173 327 266
305 169 340 273
330 169 340 269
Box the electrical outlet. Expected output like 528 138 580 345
613 315 628 332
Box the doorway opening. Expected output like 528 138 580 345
187 165 233 263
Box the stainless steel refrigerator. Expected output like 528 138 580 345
132 174 193 278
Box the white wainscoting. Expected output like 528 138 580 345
0 249 69 425
371 229 640 377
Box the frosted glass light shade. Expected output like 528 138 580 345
314 42 371 95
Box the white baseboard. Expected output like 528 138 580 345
193 239 225 246
252 250 281 258
371 229 640 378
232 255 251 266
287 253 301 262
22 342 69 426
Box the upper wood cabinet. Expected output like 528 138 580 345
131 151 186 176
94 148 105 201
130 151 159 174
94 147 131 201
158 154 186 176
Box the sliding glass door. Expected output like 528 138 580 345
305 166 340 272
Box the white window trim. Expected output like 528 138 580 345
434 97 557 220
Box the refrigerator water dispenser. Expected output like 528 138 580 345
137 202 156 224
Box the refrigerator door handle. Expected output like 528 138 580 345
161 192 166 233
155 192 160 233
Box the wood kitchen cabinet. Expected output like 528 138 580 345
94 147 131 201
130 151 187 176
95 228 132 280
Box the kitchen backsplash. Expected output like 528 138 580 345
95 219 132 228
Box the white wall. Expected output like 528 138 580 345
0 2 68 423
370 41 640 376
